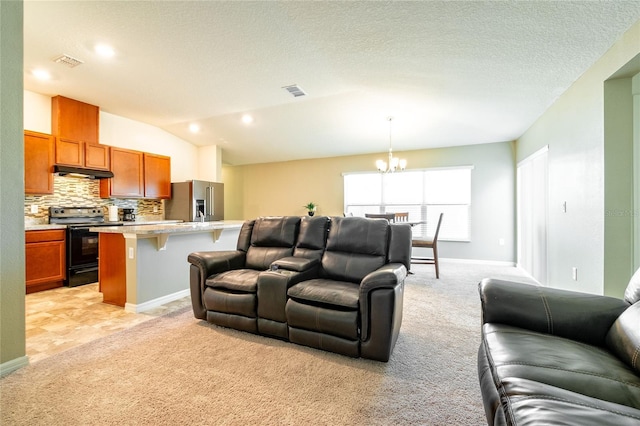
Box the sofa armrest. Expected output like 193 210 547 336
271 256 319 272
479 278 630 347
187 250 246 278
359 263 407 340
187 251 246 320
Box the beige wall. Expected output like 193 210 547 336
223 141 516 263
1 0 27 374
517 20 640 296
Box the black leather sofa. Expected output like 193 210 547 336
477 275 640 425
188 215 412 361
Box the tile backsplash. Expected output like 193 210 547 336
25 175 163 224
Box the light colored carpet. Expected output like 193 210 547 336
0 262 535 425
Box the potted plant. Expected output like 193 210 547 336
304 202 317 216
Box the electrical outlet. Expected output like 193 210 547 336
30 204 38 214
572 267 578 281
153 206 158 213
499 238 505 246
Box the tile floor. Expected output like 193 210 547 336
25 283 191 363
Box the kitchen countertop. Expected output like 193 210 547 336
25 220 182 232
89 220 244 235
25 224 67 231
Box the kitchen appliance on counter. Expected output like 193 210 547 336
122 208 136 222
165 180 224 222
49 207 123 287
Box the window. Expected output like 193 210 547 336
343 167 472 241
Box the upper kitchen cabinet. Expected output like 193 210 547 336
100 147 144 198
52 96 110 170
55 137 110 170
24 130 54 195
143 153 171 199
51 95 99 144
100 149 171 199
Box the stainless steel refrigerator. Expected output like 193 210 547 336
164 180 224 222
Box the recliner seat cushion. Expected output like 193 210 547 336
206 269 260 293
288 279 360 309
483 323 640 409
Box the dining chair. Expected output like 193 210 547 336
365 213 396 222
411 213 443 278
394 212 409 222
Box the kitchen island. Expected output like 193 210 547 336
91 221 244 313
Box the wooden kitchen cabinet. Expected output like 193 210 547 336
51 95 99 144
143 153 171 199
24 130 54 195
55 137 110 170
85 143 110 170
25 229 66 294
100 147 144 198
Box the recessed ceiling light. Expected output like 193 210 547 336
242 114 254 125
94 44 115 58
32 69 51 80
189 123 200 133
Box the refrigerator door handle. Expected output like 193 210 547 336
208 186 214 216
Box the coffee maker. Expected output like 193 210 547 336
122 208 136 222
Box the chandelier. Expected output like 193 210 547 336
376 117 407 173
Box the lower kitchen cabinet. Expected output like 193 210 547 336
25 229 66 294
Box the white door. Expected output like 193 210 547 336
517 146 548 285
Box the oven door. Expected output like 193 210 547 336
68 227 99 268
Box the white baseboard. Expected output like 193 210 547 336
0 355 29 377
124 289 190 314
437 258 516 267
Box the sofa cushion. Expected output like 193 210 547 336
493 376 640 425
250 216 300 247
246 246 295 270
326 216 388 256
206 269 260 293
625 268 640 304
607 302 640 375
245 216 300 270
293 215 330 260
288 279 360 309
482 323 640 410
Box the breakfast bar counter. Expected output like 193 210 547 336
91 221 243 313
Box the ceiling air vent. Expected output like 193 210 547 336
282 84 306 98
52 54 84 68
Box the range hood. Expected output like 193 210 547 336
54 165 114 179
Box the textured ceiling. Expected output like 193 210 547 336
24 1 640 165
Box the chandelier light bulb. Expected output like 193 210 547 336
375 117 406 173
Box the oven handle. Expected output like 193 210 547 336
73 266 98 274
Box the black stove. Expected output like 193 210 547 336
49 207 122 287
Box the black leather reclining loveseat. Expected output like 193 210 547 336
477 274 640 425
187 215 412 361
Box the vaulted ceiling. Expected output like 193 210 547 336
24 1 640 165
